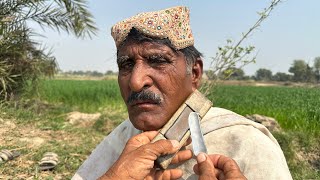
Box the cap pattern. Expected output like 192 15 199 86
111 6 194 50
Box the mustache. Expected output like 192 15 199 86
127 90 162 105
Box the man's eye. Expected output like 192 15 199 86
119 61 134 71
148 55 168 64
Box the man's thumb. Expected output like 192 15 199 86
196 153 217 180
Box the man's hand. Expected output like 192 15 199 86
99 131 192 180
193 153 247 180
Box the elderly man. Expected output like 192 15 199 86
73 6 292 180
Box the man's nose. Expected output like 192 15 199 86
129 62 153 92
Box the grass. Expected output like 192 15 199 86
37 79 125 113
210 85 320 135
1 79 319 179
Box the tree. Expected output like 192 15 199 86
289 60 307 82
255 68 273 81
273 72 292 81
0 0 97 100
220 67 245 80
106 70 115 76
91 71 103 77
288 60 315 82
313 57 320 82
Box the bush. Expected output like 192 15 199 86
0 0 97 100
0 28 57 100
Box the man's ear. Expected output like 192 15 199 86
191 57 203 90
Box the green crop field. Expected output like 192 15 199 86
39 80 320 135
38 79 125 112
1 79 319 179
211 85 320 135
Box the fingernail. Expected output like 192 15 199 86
170 140 180 148
197 153 207 163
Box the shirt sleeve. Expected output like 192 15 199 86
72 120 140 180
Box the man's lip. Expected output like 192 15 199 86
129 100 158 106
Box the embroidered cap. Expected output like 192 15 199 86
111 6 194 50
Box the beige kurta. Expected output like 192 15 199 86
72 107 292 180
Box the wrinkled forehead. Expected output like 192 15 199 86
117 40 178 59
116 32 178 57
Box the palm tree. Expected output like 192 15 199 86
0 0 97 100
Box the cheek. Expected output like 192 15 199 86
158 68 193 111
118 76 129 102
163 67 192 93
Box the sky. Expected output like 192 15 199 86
31 0 320 75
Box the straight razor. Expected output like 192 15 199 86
188 112 207 156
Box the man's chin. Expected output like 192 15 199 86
129 116 166 131
133 122 164 131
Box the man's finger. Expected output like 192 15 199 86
193 164 221 178
183 137 192 146
154 169 183 180
194 153 217 180
210 155 240 171
208 154 246 179
122 131 160 154
171 149 193 164
138 139 180 158
128 131 159 145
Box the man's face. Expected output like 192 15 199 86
117 41 199 131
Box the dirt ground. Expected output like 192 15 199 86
0 116 103 179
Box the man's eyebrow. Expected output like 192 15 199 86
145 49 175 59
117 55 130 65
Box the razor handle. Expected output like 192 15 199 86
151 90 212 169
